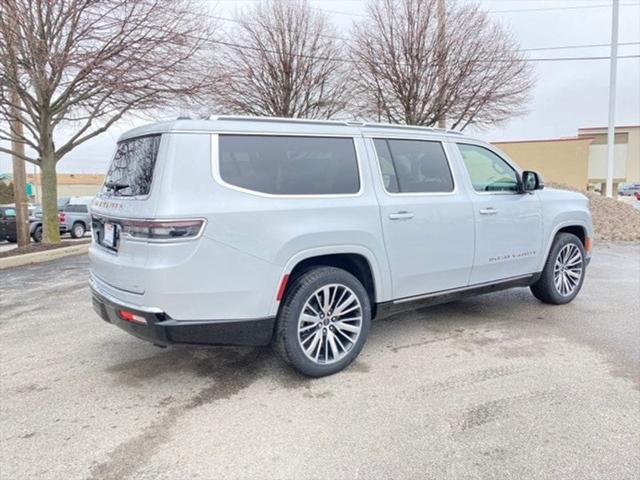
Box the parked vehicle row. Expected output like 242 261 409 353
89 116 594 377
1 196 92 243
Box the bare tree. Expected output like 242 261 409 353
0 0 215 243
350 0 534 129
211 0 348 119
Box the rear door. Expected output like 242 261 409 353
455 143 543 284
90 134 165 293
368 137 475 300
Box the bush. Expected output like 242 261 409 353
0 182 14 204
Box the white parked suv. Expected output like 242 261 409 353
90 116 593 376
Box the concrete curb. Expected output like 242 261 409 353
0 243 89 270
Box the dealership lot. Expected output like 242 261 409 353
1 244 638 480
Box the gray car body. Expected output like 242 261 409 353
89 117 594 326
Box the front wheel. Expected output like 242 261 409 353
531 233 586 305
274 267 371 377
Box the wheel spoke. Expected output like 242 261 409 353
300 313 318 324
335 320 360 333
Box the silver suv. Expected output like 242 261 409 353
90 117 593 376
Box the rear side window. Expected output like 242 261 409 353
219 135 360 195
102 135 161 196
2 208 15 218
65 204 88 213
373 139 454 193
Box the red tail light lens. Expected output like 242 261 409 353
121 219 205 242
59 212 65 222
118 310 147 325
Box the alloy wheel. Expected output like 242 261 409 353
553 243 583 296
297 283 363 365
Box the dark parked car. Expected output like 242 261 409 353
0 205 18 242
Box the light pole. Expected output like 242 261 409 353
605 0 619 198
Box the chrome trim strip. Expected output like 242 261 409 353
90 275 163 314
392 274 534 305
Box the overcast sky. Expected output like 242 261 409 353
1 0 639 174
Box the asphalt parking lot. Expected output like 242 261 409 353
1 244 639 480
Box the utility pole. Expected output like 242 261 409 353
605 0 619 198
436 0 446 129
10 89 30 246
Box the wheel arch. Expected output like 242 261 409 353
274 247 390 318
539 221 590 271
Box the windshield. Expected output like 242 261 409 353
102 135 161 197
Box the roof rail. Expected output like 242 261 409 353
360 122 463 135
209 115 463 135
212 115 353 127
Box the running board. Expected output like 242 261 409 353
375 273 541 320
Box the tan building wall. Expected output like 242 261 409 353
492 137 592 191
26 173 104 204
578 126 640 183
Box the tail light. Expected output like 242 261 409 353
59 212 65 222
120 218 205 242
118 309 147 325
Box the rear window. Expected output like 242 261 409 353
102 135 161 196
373 139 454 193
219 135 360 195
65 204 88 213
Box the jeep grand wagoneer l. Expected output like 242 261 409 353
90 117 593 376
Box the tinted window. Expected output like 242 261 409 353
3 208 16 218
219 135 359 195
458 144 519 192
373 139 454 193
103 135 161 196
373 139 400 193
65 204 89 213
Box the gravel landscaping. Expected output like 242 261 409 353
549 183 640 242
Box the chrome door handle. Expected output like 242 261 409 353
479 207 498 215
389 211 414 220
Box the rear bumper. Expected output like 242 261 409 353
91 285 275 347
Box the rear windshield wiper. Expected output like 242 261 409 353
104 182 130 194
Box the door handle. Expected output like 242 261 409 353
479 207 498 215
389 211 414 220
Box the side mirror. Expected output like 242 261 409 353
521 170 544 192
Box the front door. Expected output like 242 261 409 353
369 137 475 300
456 143 543 285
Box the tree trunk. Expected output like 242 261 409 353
40 156 60 244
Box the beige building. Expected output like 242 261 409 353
26 173 104 204
492 125 640 194
493 137 592 191
578 126 640 193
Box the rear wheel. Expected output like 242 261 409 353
274 267 371 377
31 225 43 243
531 233 586 304
71 222 86 238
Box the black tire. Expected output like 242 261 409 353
274 266 371 377
31 225 43 243
71 222 86 238
7 237 17 243
530 233 586 305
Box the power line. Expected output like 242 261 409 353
489 2 640 13
307 1 640 17
209 12 640 53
